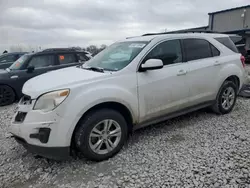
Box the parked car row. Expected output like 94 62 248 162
0 52 28 69
0 48 92 106
8 33 246 161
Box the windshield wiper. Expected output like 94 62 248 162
82 66 104 73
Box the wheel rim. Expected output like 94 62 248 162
89 119 122 155
221 86 235 110
0 86 14 106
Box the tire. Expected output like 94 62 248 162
74 109 128 161
0 85 15 106
211 81 237 114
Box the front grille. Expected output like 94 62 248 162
20 95 32 105
15 112 27 122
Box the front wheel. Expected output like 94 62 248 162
74 109 128 161
211 81 237 114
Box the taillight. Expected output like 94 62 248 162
241 55 246 68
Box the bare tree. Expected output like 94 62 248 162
85 44 107 56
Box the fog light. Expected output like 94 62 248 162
30 128 51 143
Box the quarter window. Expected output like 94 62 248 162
215 37 238 53
183 39 212 61
58 53 77 64
210 44 220 57
28 55 54 68
145 40 182 66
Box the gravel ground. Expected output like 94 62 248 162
0 98 250 188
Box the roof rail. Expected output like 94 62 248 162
142 30 224 36
126 36 140 39
42 47 83 52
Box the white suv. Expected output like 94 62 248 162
9 33 246 161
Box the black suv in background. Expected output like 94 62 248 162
0 52 28 69
0 48 91 106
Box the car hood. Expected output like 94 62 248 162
23 67 111 98
0 69 9 78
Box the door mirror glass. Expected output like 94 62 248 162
27 66 35 73
140 59 163 71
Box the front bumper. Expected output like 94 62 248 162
14 135 70 160
9 99 74 160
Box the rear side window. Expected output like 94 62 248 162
58 53 77 64
183 39 212 61
215 37 238 53
28 55 54 68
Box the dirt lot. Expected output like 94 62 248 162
1 96 250 188
0 64 250 188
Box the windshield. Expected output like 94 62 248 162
9 54 30 70
83 41 148 71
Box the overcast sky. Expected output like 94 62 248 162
0 0 249 52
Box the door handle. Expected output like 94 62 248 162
214 61 221 66
177 70 187 76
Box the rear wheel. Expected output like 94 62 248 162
211 81 237 114
74 109 128 161
0 85 15 106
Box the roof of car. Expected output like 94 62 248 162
31 49 87 56
124 33 230 42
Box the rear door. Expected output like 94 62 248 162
183 38 222 106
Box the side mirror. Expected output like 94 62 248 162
27 66 35 73
140 59 163 71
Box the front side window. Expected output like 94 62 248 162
83 41 148 71
28 55 54 68
58 53 77 64
183 39 212 61
145 40 182 65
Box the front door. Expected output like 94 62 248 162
137 39 190 123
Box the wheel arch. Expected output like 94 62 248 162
70 101 134 150
224 75 240 92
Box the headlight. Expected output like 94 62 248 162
33 89 70 112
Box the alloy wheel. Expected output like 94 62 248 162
221 86 235 110
89 119 122 155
